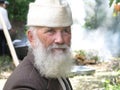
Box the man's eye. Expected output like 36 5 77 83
63 29 71 33
48 29 54 32
45 29 55 34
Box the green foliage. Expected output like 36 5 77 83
104 79 120 90
84 0 107 30
84 16 98 29
75 50 86 56
0 55 12 66
7 0 34 23
109 0 115 6
0 55 13 71
109 0 120 6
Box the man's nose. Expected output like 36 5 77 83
54 32 64 44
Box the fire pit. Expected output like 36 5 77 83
70 65 95 77
13 39 29 60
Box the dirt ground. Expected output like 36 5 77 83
0 71 12 90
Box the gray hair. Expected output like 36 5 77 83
27 26 38 50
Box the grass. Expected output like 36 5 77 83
0 55 15 79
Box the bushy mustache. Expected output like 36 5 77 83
47 44 70 51
49 44 69 49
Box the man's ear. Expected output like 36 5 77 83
27 30 34 46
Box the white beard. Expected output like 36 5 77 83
31 33 74 78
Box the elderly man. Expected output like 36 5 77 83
3 0 74 90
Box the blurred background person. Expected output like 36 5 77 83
0 0 12 56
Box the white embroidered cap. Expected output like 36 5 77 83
27 0 73 27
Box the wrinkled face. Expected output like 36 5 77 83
27 26 73 77
28 26 71 52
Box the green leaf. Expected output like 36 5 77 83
109 0 114 7
116 0 120 3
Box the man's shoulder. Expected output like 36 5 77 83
4 57 48 90
0 7 7 12
11 57 37 78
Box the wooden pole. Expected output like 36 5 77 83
0 13 19 67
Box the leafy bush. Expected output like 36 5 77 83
7 0 34 22
104 75 120 90
0 55 14 72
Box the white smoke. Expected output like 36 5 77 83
68 0 120 61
